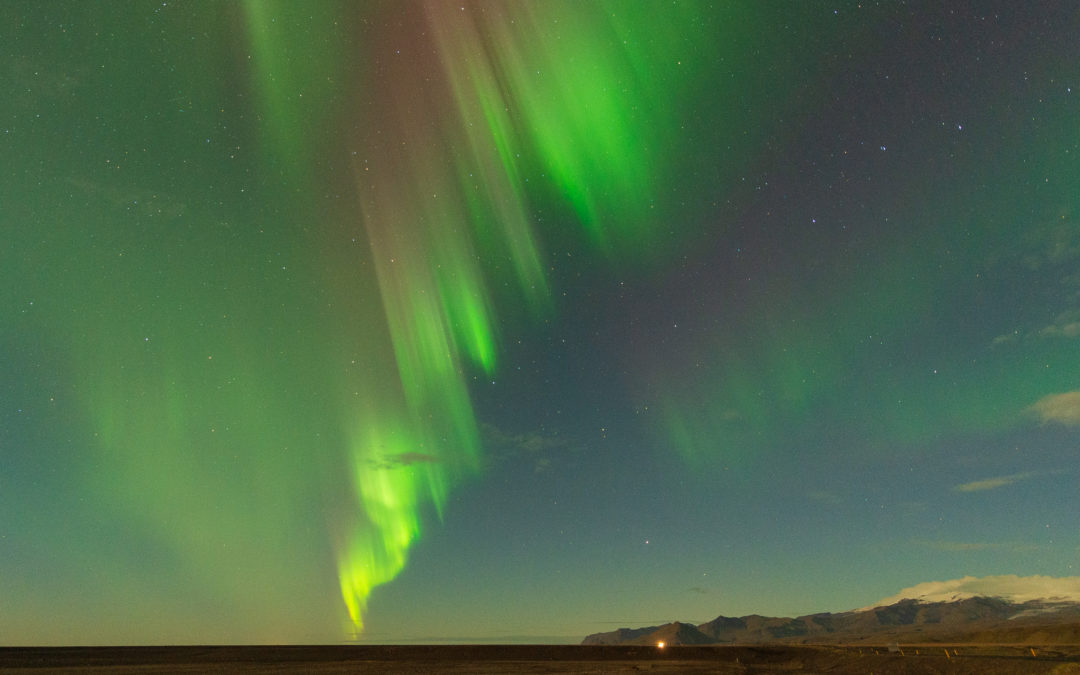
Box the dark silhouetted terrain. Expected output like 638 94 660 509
583 597 1080 647
3 644 1080 673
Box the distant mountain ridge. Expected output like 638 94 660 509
582 597 1080 646
865 574 1080 609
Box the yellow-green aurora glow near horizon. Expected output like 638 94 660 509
244 1 712 631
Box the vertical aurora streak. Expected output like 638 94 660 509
301 2 710 630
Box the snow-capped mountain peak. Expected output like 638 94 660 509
862 574 1080 610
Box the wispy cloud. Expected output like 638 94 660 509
987 221 1080 347
952 471 1035 493
482 423 567 452
1016 221 1080 271
1040 309 1080 338
1028 391 1080 426
990 332 1019 347
481 422 572 473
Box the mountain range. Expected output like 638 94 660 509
583 577 1080 646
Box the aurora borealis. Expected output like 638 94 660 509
2 1 1079 644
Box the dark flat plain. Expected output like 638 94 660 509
3 644 1079 673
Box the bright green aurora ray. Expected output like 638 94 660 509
257 2 709 632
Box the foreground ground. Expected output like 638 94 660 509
2 644 1080 673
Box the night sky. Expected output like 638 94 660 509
2 1 1078 645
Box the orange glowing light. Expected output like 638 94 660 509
657 641 665 649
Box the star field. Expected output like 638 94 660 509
1 1 1078 644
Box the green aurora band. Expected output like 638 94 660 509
647 84 1080 470
241 1 713 631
